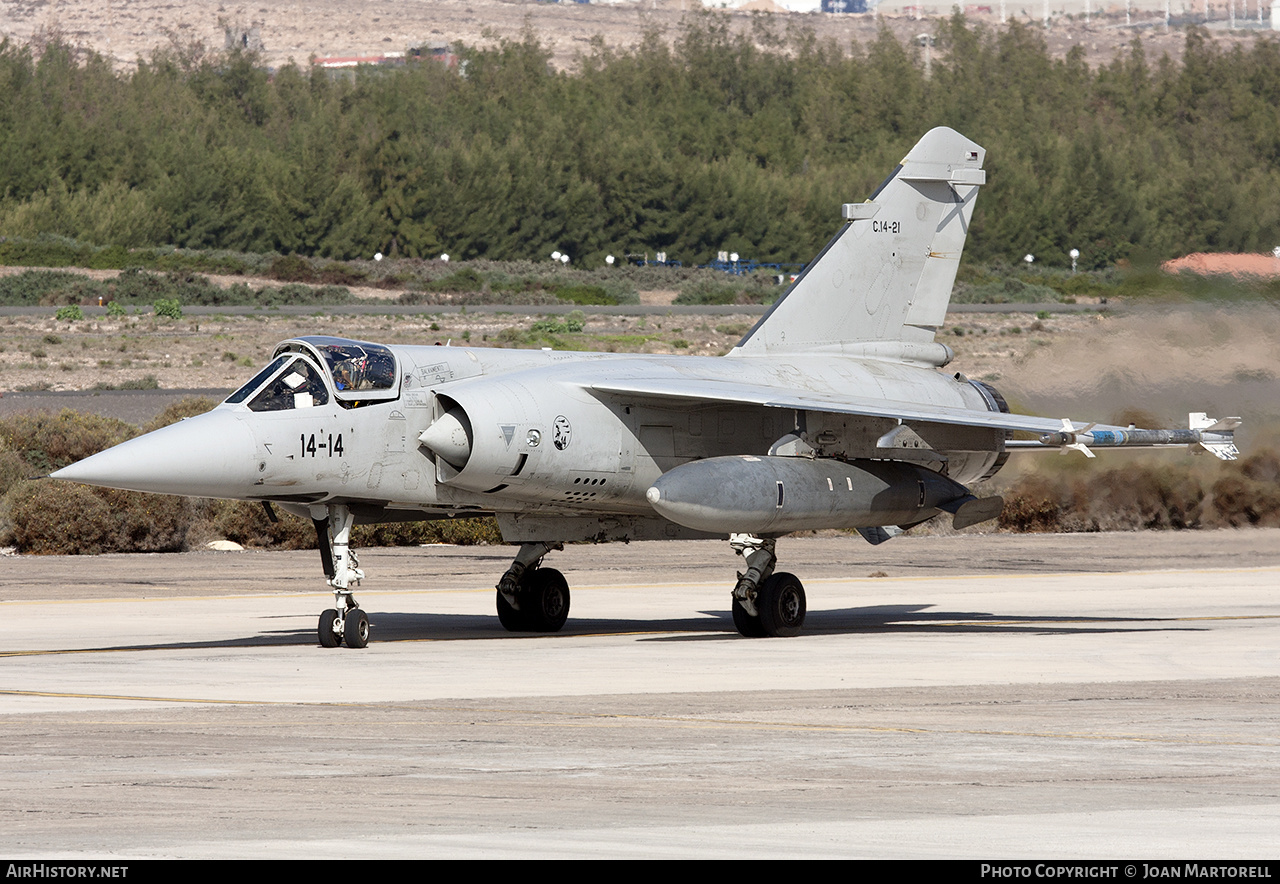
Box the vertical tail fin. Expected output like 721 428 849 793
732 128 985 359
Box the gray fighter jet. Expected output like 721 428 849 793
52 128 1240 646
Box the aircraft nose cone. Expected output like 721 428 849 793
51 408 259 498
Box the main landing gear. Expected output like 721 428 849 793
303 515 802 643
496 542 570 633
313 504 369 649
491 535 806 639
729 534 806 638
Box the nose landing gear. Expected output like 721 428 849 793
313 504 369 648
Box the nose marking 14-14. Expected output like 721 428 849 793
301 433 345 458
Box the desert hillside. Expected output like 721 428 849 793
1 0 1267 72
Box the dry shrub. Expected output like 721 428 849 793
142 397 220 434
998 447 1280 532
354 517 502 546
0 449 32 500
0 404 213 553
1207 474 1280 527
184 502 503 550
192 499 317 550
1084 465 1205 530
998 474 1065 532
4 480 193 554
0 409 137 473
999 464 1204 532
1209 450 1280 527
1241 450 1280 484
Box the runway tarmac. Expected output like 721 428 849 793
2 531 1279 858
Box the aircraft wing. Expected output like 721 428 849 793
587 377 1240 458
591 376 1082 434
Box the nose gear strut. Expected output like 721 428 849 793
313 504 369 648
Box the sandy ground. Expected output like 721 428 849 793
0 0 1271 74
0 299 1096 390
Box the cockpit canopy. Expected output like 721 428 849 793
224 337 401 412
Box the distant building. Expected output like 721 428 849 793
1162 252 1280 278
312 53 404 70
407 42 460 68
312 43 459 74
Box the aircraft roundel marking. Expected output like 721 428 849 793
553 415 572 451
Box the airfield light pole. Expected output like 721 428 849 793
1070 248 1080 274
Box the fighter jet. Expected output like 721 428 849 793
51 128 1240 647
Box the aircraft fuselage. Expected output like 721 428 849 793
232 342 1009 524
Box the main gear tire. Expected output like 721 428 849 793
318 609 343 648
756 572 806 638
496 589 530 632
343 608 370 648
731 597 767 638
523 567 570 633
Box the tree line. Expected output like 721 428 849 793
1 14 1279 270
